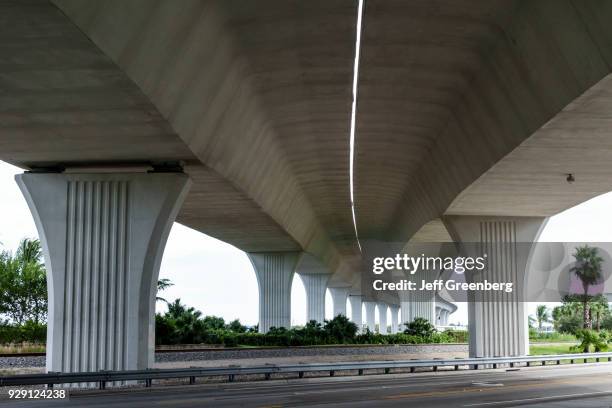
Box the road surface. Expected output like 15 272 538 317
2 363 612 407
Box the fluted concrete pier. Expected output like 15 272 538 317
299 273 329 323
17 172 191 373
248 252 301 333
329 287 350 317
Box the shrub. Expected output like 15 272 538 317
0 321 46 344
403 317 435 337
570 329 608 353
323 315 358 343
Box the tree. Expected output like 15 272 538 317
528 315 536 329
323 315 358 343
403 317 435 337
589 296 609 331
227 319 247 333
570 329 608 353
0 239 47 324
164 299 206 344
535 305 550 331
156 278 174 304
570 246 603 329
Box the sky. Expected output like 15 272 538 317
2 160 612 327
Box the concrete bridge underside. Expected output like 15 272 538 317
3 0 612 372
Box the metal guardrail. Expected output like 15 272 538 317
2 352 612 390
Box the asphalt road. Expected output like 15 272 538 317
2 363 612 407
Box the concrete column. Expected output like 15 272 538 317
377 302 388 334
248 252 301 333
299 273 329 323
444 215 547 357
400 287 435 324
349 295 363 332
329 287 350 317
389 305 400 334
399 290 411 331
364 301 376 332
17 172 191 373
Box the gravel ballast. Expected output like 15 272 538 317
0 344 468 370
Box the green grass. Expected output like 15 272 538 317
0 342 45 354
529 343 609 364
529 343 575 355
529 333 577 342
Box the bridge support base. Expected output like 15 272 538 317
349 295 363 332
248 252 301 333
17 172 191 376
299 273 329 323
364 301 376 333
444 215 546 358
329 287 350 318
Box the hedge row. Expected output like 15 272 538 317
0 322 46 344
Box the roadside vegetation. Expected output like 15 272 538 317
155 304 468 347
3 239 612 353
0 239 47 346
529 245 612 354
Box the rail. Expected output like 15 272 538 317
1 352 611 390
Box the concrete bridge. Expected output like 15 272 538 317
2 0 612 375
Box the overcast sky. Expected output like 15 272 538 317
1 160 611 327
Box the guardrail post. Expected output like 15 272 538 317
608 357 611 362
570 359 574 364
526 361 530 367
358 369 363 376
99 381 106 390
541 360 545 366
46 371 61 389
410 367 415 373
265 373 271 380
454 365 459 371
298 372 304 378
329 370 335 377
432 366 437 372
596 357 600 363
472 364 478 370
190 376 196 385
492 363 497 369
385 368 390 374
509 362 514 368
146 379 153 387
556 360 560 365
584 358 588 364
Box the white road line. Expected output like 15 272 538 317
463 390 612 407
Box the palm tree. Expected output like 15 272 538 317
535 305 550 331
156 278 174 304
570 246 604 329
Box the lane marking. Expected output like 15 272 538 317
463 390 612 407
384 376 612 401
